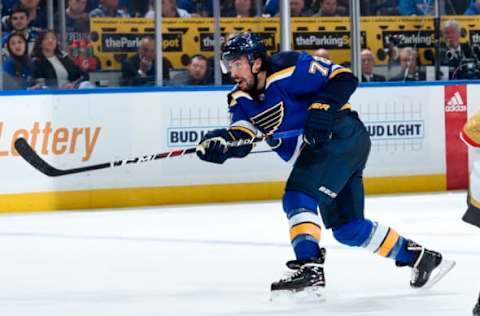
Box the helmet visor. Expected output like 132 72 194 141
220 58 230 75
220 55 250 74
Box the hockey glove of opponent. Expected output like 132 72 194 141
303 104 335 151
196 128 252 164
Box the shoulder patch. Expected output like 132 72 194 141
228 90 253 107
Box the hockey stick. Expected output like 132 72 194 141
14 128 303 177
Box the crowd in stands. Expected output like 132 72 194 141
2 0 480 90
1 1 479 19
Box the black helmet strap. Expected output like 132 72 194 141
249 56 264 99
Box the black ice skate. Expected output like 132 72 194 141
473 292 480 316
271 248 326 297
396 240 455 289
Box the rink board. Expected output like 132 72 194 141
0 82 474 212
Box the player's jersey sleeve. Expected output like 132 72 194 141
461 111 480 147
227 89 258 139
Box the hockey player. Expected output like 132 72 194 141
196 32 455 295
459 112 480 316
461 111 480 229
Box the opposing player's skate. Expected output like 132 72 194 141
396 241 455 289
473 292 480 316
271 248 326 300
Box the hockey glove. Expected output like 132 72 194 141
196 129 231 164
197 128 255 164
303 106 335 150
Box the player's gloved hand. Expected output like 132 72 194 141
303 107 335 150
196 129 231 164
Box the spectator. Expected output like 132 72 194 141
361 49 386 82
31 30 88 89
121 36 173 86
2 0 47 32
263 0 278 16
443 0 469 14
3 33 37 89
57 0 90 43
313 48 330 59
440 20 477 79
177 0 213 16
290 0 314 16
314 0 345 16
336 0 350 14
170 54 213 86
223 0 256 17
390 47 425 81
465 0 480 14
89 0 130 17
2 7 39 55
20 0 47 29
367 0 399 15
399 0 433 15
442 20 465 58
146 0 191 18
264 0 317 17
88 0 149 16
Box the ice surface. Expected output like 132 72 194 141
0 191 478 316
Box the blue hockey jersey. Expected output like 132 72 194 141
227 51 357 162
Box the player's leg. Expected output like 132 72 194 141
473 291 480 316
282 190 323 261
330 172 455 289
270 190 326 293
270 113 371 294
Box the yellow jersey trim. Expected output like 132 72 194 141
229 91 253 107
265 66 296 89
309 103 331 111
329 68 352 79
230 126 256 139
308 103 352 111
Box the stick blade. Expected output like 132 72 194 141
15 138 111 177
14 137 65 177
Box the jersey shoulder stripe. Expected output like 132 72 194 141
264 51 301 89
265 66 296 89
228 89 254 107
329 67 352 79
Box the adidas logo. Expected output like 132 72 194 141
446 91 467 112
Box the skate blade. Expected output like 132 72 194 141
270 286 325 303
421 259 456 289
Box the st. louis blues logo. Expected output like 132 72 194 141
250 101 284 134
